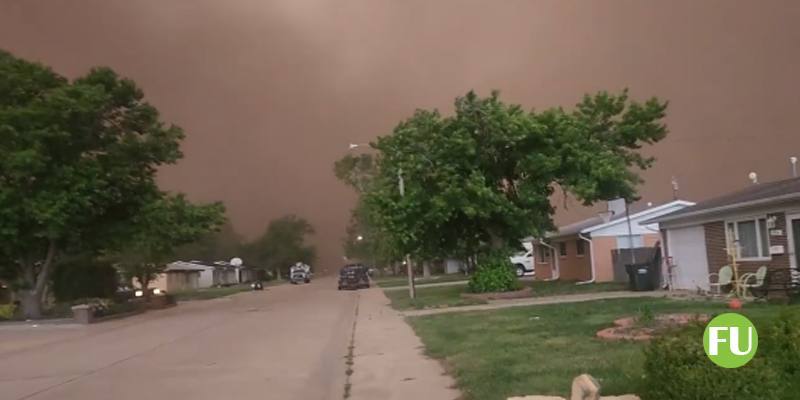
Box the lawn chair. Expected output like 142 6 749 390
708 266 733 295
740 266 768 299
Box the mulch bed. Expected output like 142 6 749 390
596 313 710 341
460 287 534 301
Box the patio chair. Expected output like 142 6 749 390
708 266 733 295
740 266 768 299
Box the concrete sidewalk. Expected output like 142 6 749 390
402 290 669 317
349 288 460 400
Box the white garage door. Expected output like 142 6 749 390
667 226 710 291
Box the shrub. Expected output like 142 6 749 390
642 314 800 400
468 254 521 293
0 304 15 320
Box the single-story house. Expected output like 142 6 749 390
150 262 205 292
533 199 694 283
644 177 800 292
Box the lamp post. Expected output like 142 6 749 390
349 144 416 299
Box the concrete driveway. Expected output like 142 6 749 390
0 278 357 400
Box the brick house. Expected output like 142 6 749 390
535 199 694 283
644 177 800 291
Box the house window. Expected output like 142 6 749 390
559 242 567 257
539 246 550 263
616 235 644 249
726 217 770 260
576 239 586 256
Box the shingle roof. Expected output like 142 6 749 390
646 177 800 224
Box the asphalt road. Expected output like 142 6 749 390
0 278 358 400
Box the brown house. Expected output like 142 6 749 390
645 177 800 292
534 199 693 283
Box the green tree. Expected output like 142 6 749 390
244 215 316 279
364 90 668 261
0 50 186 318
115 195 225 293
334 153 399 270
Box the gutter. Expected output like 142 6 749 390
539 241 560 281
576 234 595 285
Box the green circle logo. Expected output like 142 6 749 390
703 313 758 368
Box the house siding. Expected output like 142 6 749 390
552 236 592 281
704 212 791 278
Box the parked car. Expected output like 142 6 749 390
509 249 535 277
290 262 312 284
338 264 370 290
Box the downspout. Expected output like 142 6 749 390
576 233 596 285
539 241 560 281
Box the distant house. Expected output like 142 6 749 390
534 199 694 283
154 262 205 292
644 177 800 292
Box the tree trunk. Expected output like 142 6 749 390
20 290 43 320
422 261 431 278
19 240 58 320
391 262 399 276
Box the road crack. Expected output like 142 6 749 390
343 293 359 399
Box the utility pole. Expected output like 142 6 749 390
398 168 416 299
625 199 636 264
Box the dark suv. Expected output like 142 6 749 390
338 264 370 290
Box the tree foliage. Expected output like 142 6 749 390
115 195 225 291
360 90 667 260
0 50 192 317
243 215 316 278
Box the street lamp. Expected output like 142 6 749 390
348 142 416 299
356 235 364 241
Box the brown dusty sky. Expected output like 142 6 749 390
2 1 799 268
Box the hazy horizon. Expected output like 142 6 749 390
2 0 799 268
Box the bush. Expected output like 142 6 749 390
0 304 15 320
468 254 521 293
642 313 800 400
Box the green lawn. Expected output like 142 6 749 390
172 284 253 301
408 298 797 400
375 274 470 288
384 280 628 311
384 285 488 310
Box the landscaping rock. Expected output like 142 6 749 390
571 374 600 400
507 374 640 400
596 313 709 341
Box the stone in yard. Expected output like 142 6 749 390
508 374 640 400
571 374 600 400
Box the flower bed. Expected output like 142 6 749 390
596 313 709 341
